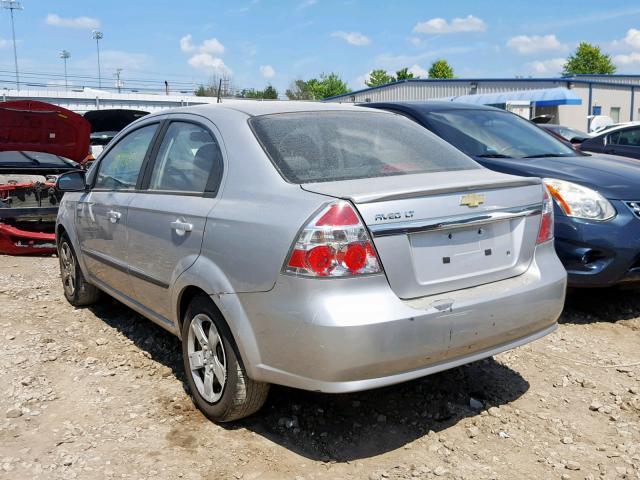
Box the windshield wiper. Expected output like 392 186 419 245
19 151 41 165
522 153 573 159
476 153 511 158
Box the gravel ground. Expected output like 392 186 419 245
1 254 639 480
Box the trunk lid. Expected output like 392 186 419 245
302 170 544 299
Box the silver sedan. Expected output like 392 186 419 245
55 101 567 422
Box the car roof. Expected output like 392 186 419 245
365 101 505 113
150 100 379 118
592 121 640 137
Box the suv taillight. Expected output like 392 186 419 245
283 200 382 277
536 186 554 244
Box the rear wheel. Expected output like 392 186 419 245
181 295 269 422
57 234 100 306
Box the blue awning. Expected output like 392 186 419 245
443 87 582 106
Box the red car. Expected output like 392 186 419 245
0 100 89 255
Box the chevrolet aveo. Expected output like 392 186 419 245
55 101 567 422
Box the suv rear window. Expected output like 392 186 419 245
249 111 479 183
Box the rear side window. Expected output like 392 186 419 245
250 111 479 183
148 122 222 193
94 124 158 190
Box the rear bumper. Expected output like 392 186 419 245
235 240 566 393
554 202 640 287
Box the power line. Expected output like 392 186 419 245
0 69 200 87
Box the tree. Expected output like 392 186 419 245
194 74 235 97
238 88 262 99
428 59 454 79
262 85 278 99
285 79 314 100
237 85 279 99
366 69 395 87
395 67 416 80
562 42 616 76
194 84 214 97
307 73 350 99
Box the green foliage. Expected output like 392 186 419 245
285 79 314 100
395 67 416 80
428 59 454 79
562 43 616 76
262 85 278 99
366 69 395 87
194 84 217 97
363 67 418 88
238 85 279 99
304 73 350 99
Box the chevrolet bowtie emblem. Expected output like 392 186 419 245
460 193 485 208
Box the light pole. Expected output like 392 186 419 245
114 68 123 93
92 30 103 88
1 0 22 90
59 50 70 91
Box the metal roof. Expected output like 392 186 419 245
324 75 637 102
444 87 582 106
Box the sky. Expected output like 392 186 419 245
1 0 639 95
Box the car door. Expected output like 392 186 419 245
125 116 224 321
604 127 640 159
75 122 160 295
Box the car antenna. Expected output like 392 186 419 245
217 79 222 103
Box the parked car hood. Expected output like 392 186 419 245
478 153 640 201
0 100 90 162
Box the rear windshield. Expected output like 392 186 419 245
249 111 479 183
424 109 577 159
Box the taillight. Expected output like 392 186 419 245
283 200 382 277
536 186 554 244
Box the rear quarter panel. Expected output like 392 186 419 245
187 109 333 294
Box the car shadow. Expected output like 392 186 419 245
87 298 188 385
232 358 529 461
561 286 640 324
87 296 530 462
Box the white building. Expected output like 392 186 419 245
324 74 640 132
0 87 219 114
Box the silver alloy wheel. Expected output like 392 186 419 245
187 313 227 403
59 242 76 297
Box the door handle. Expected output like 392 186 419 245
171 219 193 236
106 210 122 223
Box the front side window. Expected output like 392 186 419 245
609 127 640 147
425 109 577 159
250 111 479 184
94 124 158 190
148 122 222 193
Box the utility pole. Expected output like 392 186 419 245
92 30 103 88
1 1 22 90
59 50 70 91
114 68 123 93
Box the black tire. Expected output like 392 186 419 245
181 295 269 422
57 234 100 307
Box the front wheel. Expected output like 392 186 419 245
57 234 100 307
181 295 269 422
